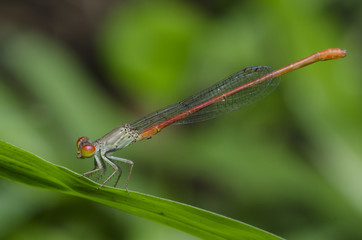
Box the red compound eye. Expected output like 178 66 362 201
80 145 95 158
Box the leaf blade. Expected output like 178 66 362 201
0 140 283 240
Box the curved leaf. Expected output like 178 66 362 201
0 140 283 240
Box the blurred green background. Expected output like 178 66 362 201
0 0 361 239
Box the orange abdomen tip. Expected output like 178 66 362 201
318 48 347 60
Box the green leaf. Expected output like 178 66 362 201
0 140 283 240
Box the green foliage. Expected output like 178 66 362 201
0 140 282 240
0 0 361 239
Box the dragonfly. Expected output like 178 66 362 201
76 48 346 191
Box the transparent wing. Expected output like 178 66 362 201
130 66 280 131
